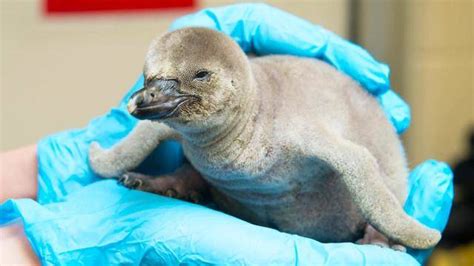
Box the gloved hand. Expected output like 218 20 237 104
0 3 452 266
0 161 452 265
170 3 411 134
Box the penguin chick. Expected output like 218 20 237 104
89 27 441 250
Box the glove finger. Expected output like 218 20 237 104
376 90 411 134
404 160 454 263
170 3 390 96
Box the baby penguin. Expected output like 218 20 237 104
89 27 440 250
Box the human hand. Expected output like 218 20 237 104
0 157 452 265
170 3 411 134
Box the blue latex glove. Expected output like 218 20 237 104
0 162 452 265
0 3 452 265
170 3 411 133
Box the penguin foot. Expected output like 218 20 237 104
356 224 407 252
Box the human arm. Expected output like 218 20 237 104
0 145 38 202
0 145 39 265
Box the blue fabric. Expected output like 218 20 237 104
0 3 453 265
170 3 411 134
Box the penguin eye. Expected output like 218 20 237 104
194 70 210 81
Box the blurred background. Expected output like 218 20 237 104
0 0 472 265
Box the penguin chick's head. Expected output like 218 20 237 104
128 27 252 126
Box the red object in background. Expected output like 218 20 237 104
45 0 194 13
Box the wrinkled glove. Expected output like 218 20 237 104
1 161 452 265
170 3 411 133
0 3 452 265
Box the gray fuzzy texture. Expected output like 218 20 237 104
89 27 440 249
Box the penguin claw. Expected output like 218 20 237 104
118 174 129 184
118 173 143 189
188 191 203 204
390 244 407 253
165 189 178 198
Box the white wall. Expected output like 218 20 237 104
357 1 473 164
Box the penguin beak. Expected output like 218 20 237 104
127 87 198 120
